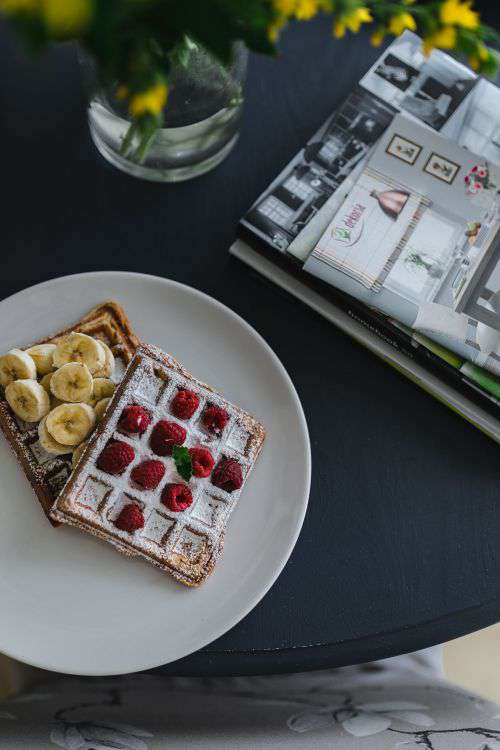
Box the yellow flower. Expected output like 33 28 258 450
388 12 416 36
273 0 297 16
129 81 168 118
295 0 319 20
273 0 329 21
268 15 286 42
370 28 385 47
440 0 479 30
468 44 489 70
0 0 37 14
41 0 92 37
423 25 457 55
334 6 372 38
333 20 344 37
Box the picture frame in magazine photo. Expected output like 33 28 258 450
424 152 461 184
386 133 422 165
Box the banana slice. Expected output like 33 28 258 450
25 344 56 376
38 416 73 456
95 397 111 421
0 349 37 387
91 378 115 403
72 439 89 468
46 402 96 446
40 372 54 394
53 332 105 374
41 374 63 408
50 363 93 403
93 341 115 378
5 379 50 422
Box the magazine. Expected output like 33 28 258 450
233 32 500 440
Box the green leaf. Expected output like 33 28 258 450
173 446 193 483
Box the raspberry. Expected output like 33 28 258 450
202 405 229 434
115 503 144 533
189 447 215 478
150 420 187 456
211 458 243 493
171 389 199 420
97 440 135 475
119 404 151 434
131 459 165 490
161 483 193 513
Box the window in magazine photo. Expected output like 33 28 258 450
457 81 500 163
386 134 422 165
455 233 500 335
424 153 460 184
311 168 428 291
385 210 464 305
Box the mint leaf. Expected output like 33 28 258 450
173 445 192 482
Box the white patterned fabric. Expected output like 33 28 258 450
2 649 500 749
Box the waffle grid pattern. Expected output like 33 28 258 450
55 349 263 585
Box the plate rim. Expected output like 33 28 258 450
0 271 311 675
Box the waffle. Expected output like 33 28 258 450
0 302 140 524
51 344 266 586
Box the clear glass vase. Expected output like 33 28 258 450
82 40 248 182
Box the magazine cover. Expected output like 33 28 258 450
305 113 500 375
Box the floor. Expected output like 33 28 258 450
444 623 500 704
1 625 499 702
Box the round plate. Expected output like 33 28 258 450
0 272 310 675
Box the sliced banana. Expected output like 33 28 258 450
53 332 105 374
0 349 37 387
50 363 93 403
5 379 50 422
25 344 56 376
72 439 89 468
40 372 54 395
92 378 115 403
95 397 111 421
46 402 96 446
38 416 73 456
93 341 115 378
42 374 63 409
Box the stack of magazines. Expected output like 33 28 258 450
232 31 500 442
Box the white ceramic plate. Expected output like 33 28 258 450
0 272 310 675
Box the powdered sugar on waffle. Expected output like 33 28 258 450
51 345 266 586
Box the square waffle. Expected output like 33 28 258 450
51 344 266 586
0 302 140 524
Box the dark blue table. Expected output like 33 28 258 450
1 11 500 676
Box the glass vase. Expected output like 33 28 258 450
82 40 248 182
